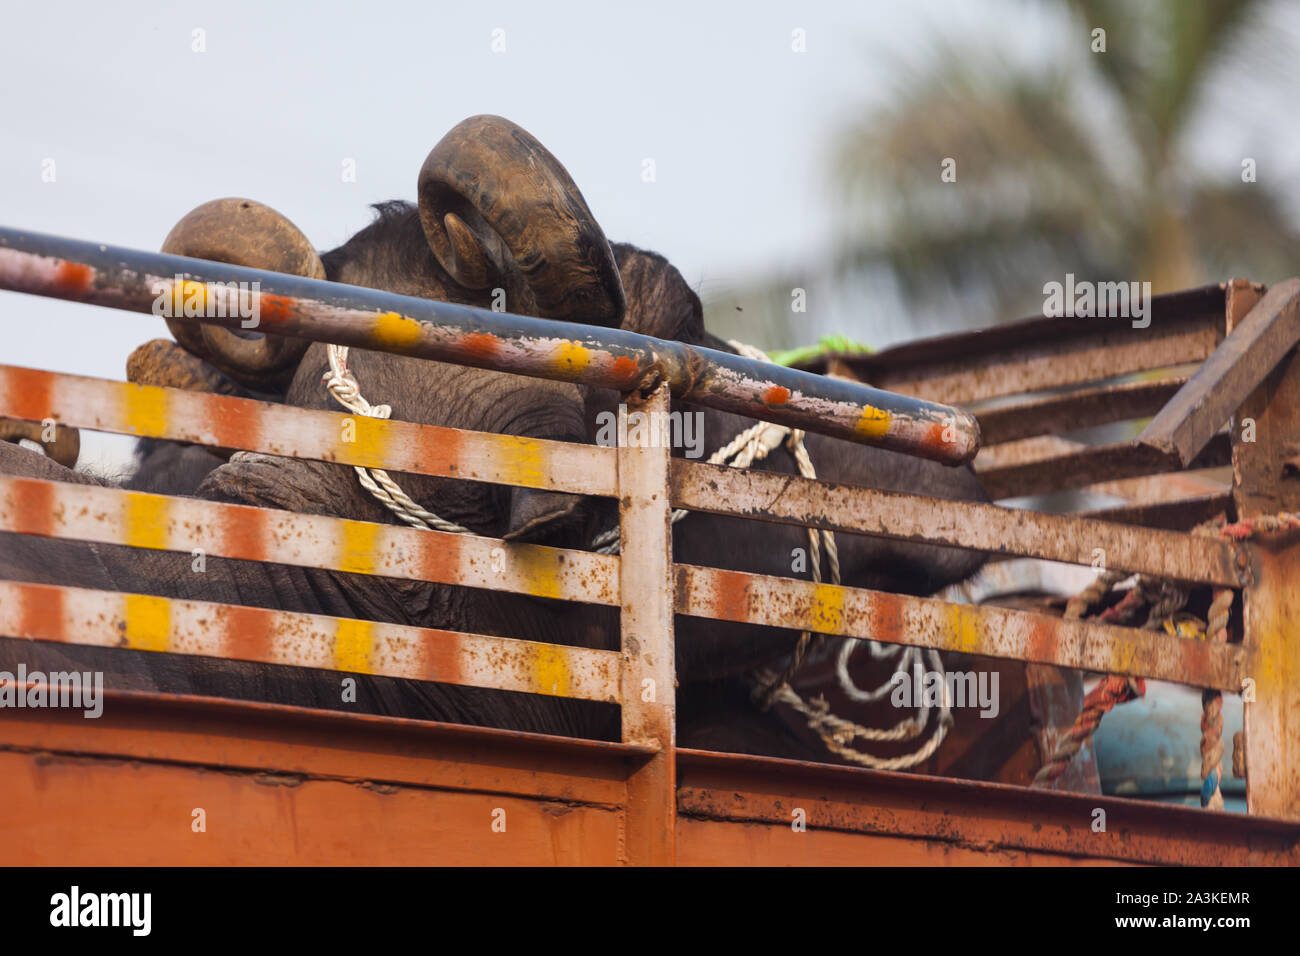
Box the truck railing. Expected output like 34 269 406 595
0 228 1296 865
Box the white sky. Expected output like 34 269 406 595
1 0 1295 471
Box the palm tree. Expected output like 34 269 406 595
708 0 1300 350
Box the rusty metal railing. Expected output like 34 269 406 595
1 228 1297 862
0 227 979 463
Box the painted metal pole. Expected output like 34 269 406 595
1226 280 1300 821
0 227 979 463
618 384 677 865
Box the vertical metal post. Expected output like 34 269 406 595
1228 279 1300 819
618 384 677 864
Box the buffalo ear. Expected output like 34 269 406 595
503 486 585 543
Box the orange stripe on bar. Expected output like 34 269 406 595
5 475 55 537
0 365 54 425
0 580 618 701
207 390 265 453
223 602 273 666
17 579 63 644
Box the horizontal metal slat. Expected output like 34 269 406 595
669 458 1242 587
973 377 1189 446
0 580 619 702
0 364 617 496
0 475 618 606
978 433 1232 499
673 564 1245 691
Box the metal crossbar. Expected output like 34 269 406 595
0 227 979 463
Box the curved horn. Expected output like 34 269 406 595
160 198 324 387
0 418 80 468
418 115 625 325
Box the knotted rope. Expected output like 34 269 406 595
324 338 944 770
721 343 949 770
1032 510 1298 804
323 345 473 533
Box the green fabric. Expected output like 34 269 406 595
767 334 873 367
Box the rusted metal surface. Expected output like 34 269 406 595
975 434 1082 470
800 285 1224 405
1229 281 1300 518
8 689 1294 865
675 749 1300 866
0 228 978 462
670 458 1243 586
1086 470 1230 505
1242 538 1300 819
0 688 650 803
0 580 620 702
1076 492 1235 531
0 692 639 865
978 432 1232 500
0 751 624 865
0 364 618 497
1228 280 1300 820
1140 279 1299 467
674 564 1246 690
617 384 677 865
974 377 1189 446
0 475 619 606
1140 279 1296 467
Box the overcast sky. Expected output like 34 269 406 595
2 0 1295 470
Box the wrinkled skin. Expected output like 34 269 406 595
0 156 986 760
591 242 990 681
0 441 615 739
0 204 621 742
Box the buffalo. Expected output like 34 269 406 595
0 115 988 758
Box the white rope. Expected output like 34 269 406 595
323 345 472 534
759 653 953 771
324 339 947 769
712 343 949 769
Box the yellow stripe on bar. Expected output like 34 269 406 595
123 490 169 551
531 642 572 698
122 593 171 652
810 582 846 636
337 519 380 576
854 405 891 439
374 311 424 351
121 382 169 438
334 617 374 673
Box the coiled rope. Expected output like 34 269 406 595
1031 510 1297 805
324 339 947 770
714 344 950 770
